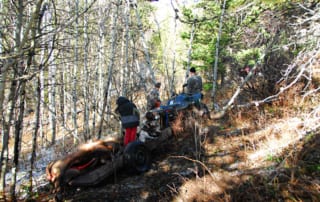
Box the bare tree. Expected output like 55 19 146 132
0 0 25 194
92 1 111 136
47 3 57 145
185 21 196 82
83 0 90 140
121 0 131 97
132 0 156 84
211 0 227 107
72 0 80 144
98 0 121 139
9 0 44 198
0 0 11 192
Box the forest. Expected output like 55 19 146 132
0 0 319 201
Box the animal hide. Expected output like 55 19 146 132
46 138 121 193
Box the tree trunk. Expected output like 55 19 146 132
0 5 9 190
132 1 155 84
1 0 24 194
0 75 15 194
211 0 226 107
0 0 6 124
121 0 131 97
83 0 90 140
169 16 178 96
28 73 41 197
11 0 44 197
0 68 8 191
0 75 16 193
98 0 120 139
72 0 79 144
39 58 45 146
10 79 26 198
92 1 110 136
48 7 57 145
61 6 73 145
185 21 196 82
28 0 53 196
58 69 66 144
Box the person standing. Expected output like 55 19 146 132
115 96 140 146
184 67 203 94
147 82 161 110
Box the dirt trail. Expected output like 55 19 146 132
14 115 320 201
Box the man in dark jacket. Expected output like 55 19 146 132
184 67 202 94
115 96 140 146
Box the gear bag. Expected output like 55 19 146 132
121 107 140 128
121 115 139 128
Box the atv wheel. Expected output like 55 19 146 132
123 141 151 173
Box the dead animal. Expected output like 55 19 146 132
46 138 121 193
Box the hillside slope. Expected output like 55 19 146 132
36 103 319 201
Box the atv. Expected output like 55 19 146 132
152 92 210 126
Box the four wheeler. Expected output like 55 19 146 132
151 92 210 127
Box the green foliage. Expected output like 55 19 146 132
305 132 315 142
196 0 221 17
20 183 39 200
179 0 309 93
181 7 195 21
266 154 282 163
21 184 31 194
260 0 291 9
228 0 248 9
203 82 213 91
180 0 237 80
305 164 320 173
137 2 156 28
229 0 290 10
235 48 261 67
149 32 165 73
180 31 190 40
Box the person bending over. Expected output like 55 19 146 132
115 96 140 146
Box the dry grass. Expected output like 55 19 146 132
171 81 319 201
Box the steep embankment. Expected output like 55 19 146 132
37 105 319 202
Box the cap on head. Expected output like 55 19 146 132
116 96 129 105
190 67 196 73
155 82 161 88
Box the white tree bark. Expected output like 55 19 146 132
11 79 26 197
211 0 226 104
83 0 90 140
121 0 131 97
132 1 156 84
98 0 120 138
72 0 79 144
169 12 178 95
39 60 45 145
47 3 57 144
92 0 110 135
0 0 9 191
29 0 52 194
11 0 44 197
185 21 195 82
2 0 24 194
